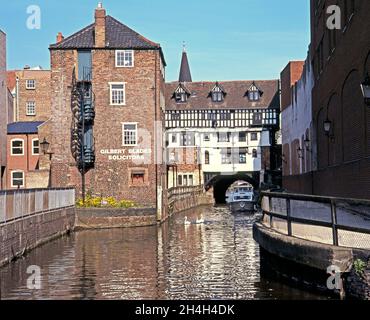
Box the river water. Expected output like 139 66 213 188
0 206 331 300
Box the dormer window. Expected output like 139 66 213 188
246 82 263 101
173 84 190 103
210 82 226 102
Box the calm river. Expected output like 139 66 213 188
0 206 331 300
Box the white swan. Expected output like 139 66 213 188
195 215 205 224
184 216 191 225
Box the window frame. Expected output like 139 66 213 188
26 79 36 90
11 170 25 188
115 50 134 68
250 132 258 141
11 139 24 156
122 122 138 146
26 101 36 116
32 138 40 155
109 82 126 106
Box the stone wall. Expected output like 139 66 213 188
0 207 75 267
169 192 214 218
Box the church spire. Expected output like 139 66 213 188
179 42 192 83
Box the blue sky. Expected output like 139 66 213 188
0 0 310 81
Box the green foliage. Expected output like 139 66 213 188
76 195 136 208
353 259 367 277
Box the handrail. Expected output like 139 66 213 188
261 192 370 247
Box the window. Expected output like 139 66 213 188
11 139 24 155
212 91 223 102
239 148 247 164
116 50 134 67
26 80 36 89
239 132 246 142
252 149 258 158
122 123 137 146
247 83 262 101
171 134 177 143
11 171 24 188
205 151 210 165
252 113 263 126
131 171 145 185
218 132 231 142
110 83 126 105
78 50 92 81
178 174 194 186
32 139 39 155
26 101 36 116
174 85 189 103
221 148 232 164
180 132 195 146
251 132 258 141
178 175 183 186
203 133 210 142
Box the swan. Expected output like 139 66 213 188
184 216 191 225
195 215 205 224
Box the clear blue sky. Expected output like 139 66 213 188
0 0 310 81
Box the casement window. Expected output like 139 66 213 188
122 123 138 146
178 174 194 186
239 148 247 164
252 149 258 158
205 151 210 165
203 133 210 142
247 83 262 101
217 132 231 143
180 132 195 146
251 132 258 141
239 132 246 142
221 148 232 164
116 50 134 67
32 139 39 155
11 171 24 188
26 101 36 116
26 79 36 89
110 83 126 105
11 139 24 155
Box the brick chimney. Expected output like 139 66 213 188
56 32 64 43
94 2 106 47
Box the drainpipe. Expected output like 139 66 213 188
15 77 19 122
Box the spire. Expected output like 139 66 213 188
179 42 192 83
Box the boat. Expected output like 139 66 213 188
226 181 256 213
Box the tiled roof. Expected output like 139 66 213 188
7 122 44 134
179 51 192 82
49 16 160 50
165 80 280 111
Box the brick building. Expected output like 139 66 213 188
5 122 48 189
7 67 51 122
0 30 14 189
46 4 167 216
281 0 370 199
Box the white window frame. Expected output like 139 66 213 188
109 82 126 106
26 79 36 90
26 101 36 116
115 50 134 68
11 170 25 188
32 138 40 155
122 122 138 146
11 139 24 156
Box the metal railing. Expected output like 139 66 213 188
261 191 370 249
168 185 204 204
0 188 75 224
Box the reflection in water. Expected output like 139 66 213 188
0 206 330 300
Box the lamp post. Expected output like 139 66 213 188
304 136 311 151
324 118 332 136
40 137 53 188
360 73 370 105
297 147 304 159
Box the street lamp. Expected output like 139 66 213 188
360 73 370 105
304 136 311 151
297 147 304 159
40 137 53 187
323 118 332 135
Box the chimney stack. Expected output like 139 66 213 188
56 32 64 43
95 2 106 47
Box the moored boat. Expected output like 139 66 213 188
226 182 256 213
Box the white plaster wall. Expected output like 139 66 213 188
281 59 315 175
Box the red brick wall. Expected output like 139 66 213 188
49 48 166 207
280 61 305 111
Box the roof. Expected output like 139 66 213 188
179 51 192 82
7 71 16 91
7 122 44 134
165 80 280 111
49 15 157 48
